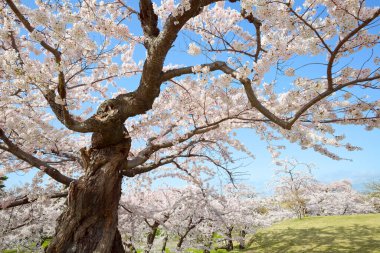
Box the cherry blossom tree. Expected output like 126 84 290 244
308 180 375 216
366 180 380 199
208 184 259 251
119 185 211 253
365 180 380 211
0 185 65 250
273 161 375 217
0 0 379 252
117 183 269 252
273 160 317 219
0 176 7 196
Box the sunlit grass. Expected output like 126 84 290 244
250 213 380 253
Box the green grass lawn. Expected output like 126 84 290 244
249 213 380 253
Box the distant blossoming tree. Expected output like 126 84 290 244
365 180 380 211
273 160 317 219
308 180 375 216
0 0 379 252
0 176 7 195
274 160 375 218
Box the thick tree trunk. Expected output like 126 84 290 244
47 134 130 253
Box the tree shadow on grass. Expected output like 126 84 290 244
248 224 380 253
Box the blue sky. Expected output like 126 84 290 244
4 0 380 194
236 127 380 194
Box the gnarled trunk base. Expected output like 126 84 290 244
47 138 130 253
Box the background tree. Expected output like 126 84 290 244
119 184 213 253
0 176 7 196
365 180 380 211
273 160 317 219
307 180 375 216
210 184 259 251
0 0 379 252
366 180 380 199
273 160 375 218
0 185 65 250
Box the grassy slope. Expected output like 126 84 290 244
250 213 380 253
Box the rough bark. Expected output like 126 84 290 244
47 132 131 253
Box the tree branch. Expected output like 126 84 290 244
326 8 380 89
287 74 380 126
216 62 293 129
116 0 236 118
0 191 67 210
4 0 108 133
287 6 333 54
124 123 220 173
4 0 61 60
139 0 160 40
0 129 74 186
241 9 264 62
161 61 227 81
